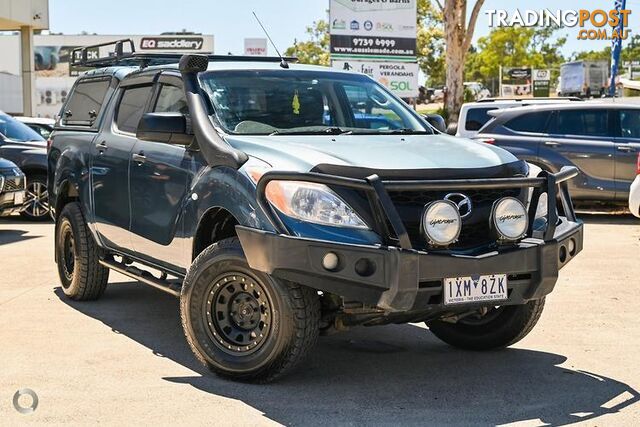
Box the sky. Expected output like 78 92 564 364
47 0 640 57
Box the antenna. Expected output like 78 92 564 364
252 11 289 69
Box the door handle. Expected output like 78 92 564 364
96 140 108 151
617 145 636 152
543 141 561 147
132 152 146 164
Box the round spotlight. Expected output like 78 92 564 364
568 238 576 256
422 200 462 246
322 252 340 271
492 197 528 241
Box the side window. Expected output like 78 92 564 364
115 85 153 133
465 107 496 131
504 111 551 134
62 78 111 127
620 110 640 138
343 84 403 130
28 124 51 139
548 109 610 137
154 85 188 114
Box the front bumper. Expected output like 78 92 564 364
237 219 583 312
630 175 640 218
245 166 583 312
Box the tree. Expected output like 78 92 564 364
439 0 485 122
465 26 566 88
284 20 330 66
416 0 445 86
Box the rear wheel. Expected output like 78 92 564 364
21 174 51 221
55 202 109 300
181 237 320 383
427 298 545 350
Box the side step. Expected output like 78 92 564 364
99 258 182 297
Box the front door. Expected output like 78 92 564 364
92 77 155 251
541 108 616 201
129 75 194 269
614 109 640 201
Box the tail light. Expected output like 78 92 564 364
636 153 640 175
476 138 496 145
46 138 52 153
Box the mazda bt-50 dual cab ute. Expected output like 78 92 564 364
48 40 583 383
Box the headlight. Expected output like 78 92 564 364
492 197 528 241
421 200 461 246
265 180 369 229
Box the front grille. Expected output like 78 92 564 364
1 175 25 192
387 188 523 250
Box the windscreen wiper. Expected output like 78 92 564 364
269 127 353 136
381 128 433 135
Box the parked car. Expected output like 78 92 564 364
629 155 640 217
464 82 491 101
0 157 26 217
475 103 640 208
49 39 583 383
15 116 55 139
0 112 50 220
453 98 583 138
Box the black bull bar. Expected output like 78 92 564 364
255 166 579 247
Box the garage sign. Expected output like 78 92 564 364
329 0 417 61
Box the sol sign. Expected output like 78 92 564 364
332 60 419 98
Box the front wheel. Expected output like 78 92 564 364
427 298 545 350
21 174 51 221
180 237 320 383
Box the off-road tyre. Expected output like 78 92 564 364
427 298 546 350
55 202 109 300
180 237 320 383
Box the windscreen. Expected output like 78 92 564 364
0 113 45 142
199 70 430 135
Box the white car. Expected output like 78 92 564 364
454 98 583 138
630 168 640 218
14 116 55 139
464 82 491 101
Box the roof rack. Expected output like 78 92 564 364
70 38 298 68
477 97 583 103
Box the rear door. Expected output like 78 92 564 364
490 110 552 164
541 108 616 201
128 73 193 268
92 75 155 251
614 108 640 200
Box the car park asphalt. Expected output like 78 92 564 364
1 215 639 426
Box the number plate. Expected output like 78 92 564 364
443 274 508 305
14 191 24 205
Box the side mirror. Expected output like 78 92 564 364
423 114 446 133
136 112 193 145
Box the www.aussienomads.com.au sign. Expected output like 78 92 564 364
329 0 419 98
